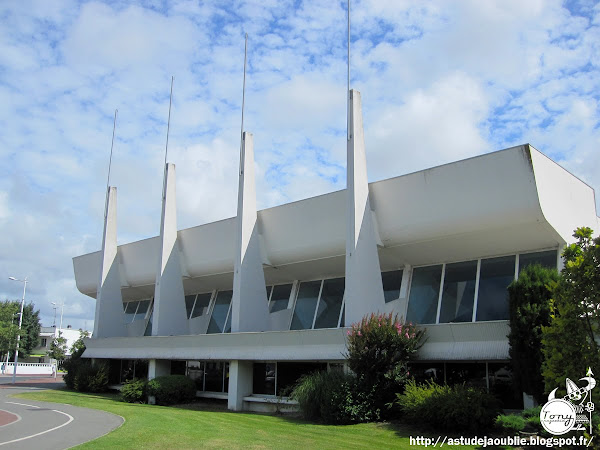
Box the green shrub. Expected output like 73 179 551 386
291 370 353 423
62 357 83 390
396 380 502 433
496 407 543 435
121 378 148 403
346 313 425 419
522 406 543 432
87 362 109 392
147 375 197 405
63 356 108 393
508 264 558 404
495 414 525 433
290 369 383 425
329 377 381 424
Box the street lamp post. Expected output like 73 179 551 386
51 302 57 329
8 276 27 385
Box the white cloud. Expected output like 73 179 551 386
0 0 599 330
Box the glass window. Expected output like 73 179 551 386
314 278 345 329
519 250 557 272
224 309 232 333
269 284 293 313
339 304 345 327
445 363 486 389
171 360 187 376
124 301 138 324
185 295 196 318
290 281 321 330
204 362 225 392
439 261 477 323
406 265 442 324
134 300 150 322
276 362 327 396
476 256 515 321
207 290 233 334
187 361 205 391
328 363 345 373
253 363 276 395
290 280 321 330
488 363 522 409
382 270 403 303
144 311 153 336
410 362 445 384
191 293 212 318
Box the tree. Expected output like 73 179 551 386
542 227 600 394
0 301 19 360
0 301 40 360
18 303 41 358
70 330 90 359
507 264 559 404
48 331 68 361
346 313 425 419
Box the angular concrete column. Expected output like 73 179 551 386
152 163 188 336
344 90 385 325
228 360 253 411
230 132 270 332
93 186 126 338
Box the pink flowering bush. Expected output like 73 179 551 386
345 313 425 419
347 313 424 380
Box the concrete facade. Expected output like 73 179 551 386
73 90 599 411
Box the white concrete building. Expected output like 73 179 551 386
26 326 87 364
73 90 599 411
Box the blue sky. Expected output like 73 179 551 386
0 0 599 331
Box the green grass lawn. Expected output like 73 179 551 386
15 389 508 449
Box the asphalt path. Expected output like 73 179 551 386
0 376 123 449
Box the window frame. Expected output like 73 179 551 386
266 283 295 314
405 247 558 324
381 268 405 303
187 290 216 320
288 276 345 331
206 289 233 334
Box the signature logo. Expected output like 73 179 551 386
540 368 595 435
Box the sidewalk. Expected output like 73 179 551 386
0 373 66 389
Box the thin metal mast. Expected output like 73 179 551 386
104 109 118 221
162 76 174 199
107 109 118 191
164 76 174 167
347 0 351 141
239 33 248 176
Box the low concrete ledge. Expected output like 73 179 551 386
243 395 298 413
243 395 297 405
197 391 228 400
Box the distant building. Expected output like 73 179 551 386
26 326 87 364
73 90 599 411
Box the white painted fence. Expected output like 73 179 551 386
1 362 55 375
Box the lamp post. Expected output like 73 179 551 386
51 302 57 330
8 276 27 384
59 301 64 331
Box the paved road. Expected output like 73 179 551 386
0 376 123 449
